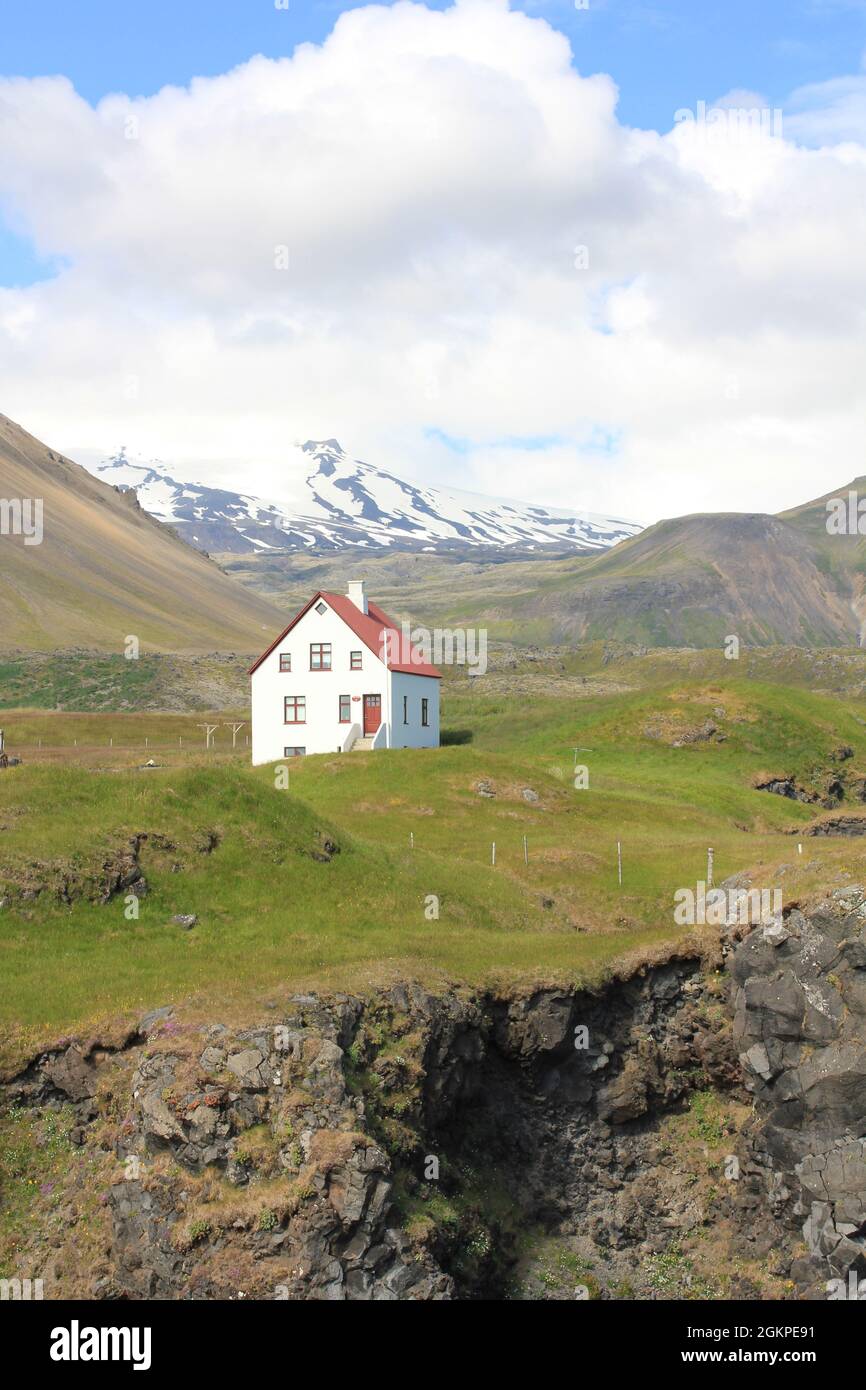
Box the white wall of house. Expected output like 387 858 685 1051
389 670 440 749
250 595 440 764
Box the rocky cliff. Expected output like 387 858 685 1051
731 887 866 1293
3 890 866 1300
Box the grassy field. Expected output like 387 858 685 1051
2 656 866 1052
0 653 252 714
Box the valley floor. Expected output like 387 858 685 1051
1 644 865 1050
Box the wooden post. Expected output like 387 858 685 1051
492 841 496 866
707 847 714 888
410 831 414 850
617 840 622 886
523 835 528 865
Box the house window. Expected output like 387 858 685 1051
339 695 351 723
284 695 306 723
310 643 331 671
315 601 327 614
279 653 291 672
421 698 429 727
350 650 362 670
284 746 306 757
403 695 408 725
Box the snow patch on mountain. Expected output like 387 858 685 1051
90 440 641 555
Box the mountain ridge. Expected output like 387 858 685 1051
6 406 866 653
500 500 866 648
0 412 284 652
220 489 866 651
88 438 642 556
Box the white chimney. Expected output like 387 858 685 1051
347 580 368 615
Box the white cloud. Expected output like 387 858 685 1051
0 0 864 525
785 59 866 146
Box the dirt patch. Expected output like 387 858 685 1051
644 716 725 747
469 777 554 807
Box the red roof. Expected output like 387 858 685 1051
248 591 442 678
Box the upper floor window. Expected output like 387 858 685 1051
350 650 362 670
279 653 291 673
339 695 351 723
315 601 327 614
284 695 306 724
310 642 332 671
421 698 429 727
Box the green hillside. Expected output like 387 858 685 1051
221 480 866 650
0 412 284 652
2 665 864 1049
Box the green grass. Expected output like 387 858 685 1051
0 653 250 713
1 756 677 1039
0 655 157 711
0 1104 75 1265
0 707 246 749
2 664 865 1042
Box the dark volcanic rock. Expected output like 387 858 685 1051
754 776 816 803
730 889 866 1293
801 816 866 837
43 1047 97 1102
6 899 866 1301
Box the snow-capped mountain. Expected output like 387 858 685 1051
90 440 641 555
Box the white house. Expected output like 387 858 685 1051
249 580 441 763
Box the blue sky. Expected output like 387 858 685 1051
1 0 864 121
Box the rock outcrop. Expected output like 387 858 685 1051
730 886 866 1295
4 893 866 1300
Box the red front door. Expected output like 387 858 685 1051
363 694 381 734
